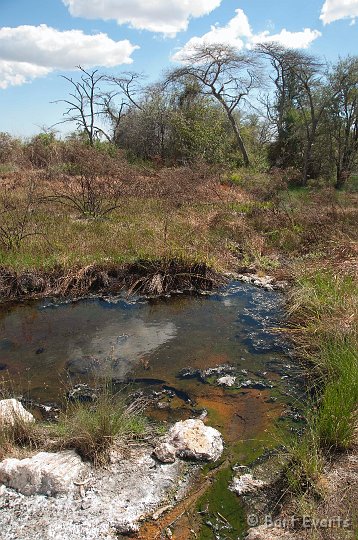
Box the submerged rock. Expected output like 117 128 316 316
178 366 274 392
235 273 287 292
66 355 100 376
202 364 236 378
230 473 266 495
156 400 171 410
0 451 86 496
67 384 98 402
178 364 235 383
154 419 223 463
217 375 236 387
237 380 273 390
0 399 35 426
178 367 203 380
0 338 14 351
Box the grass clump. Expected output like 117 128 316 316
0 384 151 465
284 426 324 496
314 339 358 450
53 390 149 465
288 271 358 340
284 269 358 498
0 415 46 460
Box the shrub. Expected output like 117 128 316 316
0 179 40 251
239 169 288 201
25 133 63 169
0 132 24 167
47 144 130 219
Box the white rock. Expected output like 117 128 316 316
217 376 236 387
0 446 187 540
0 451 85 496
237 273 276 290
154 419 223 463
153 442 176 464
230 473 266 495
0 399 35 426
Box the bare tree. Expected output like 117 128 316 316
102 72 144 143
167 44 261 167
290 55 329 185
53 66 110 145
256 43 303 168
46 145 126 219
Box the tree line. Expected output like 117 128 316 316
3 42 358 189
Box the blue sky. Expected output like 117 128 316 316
0 0 357 137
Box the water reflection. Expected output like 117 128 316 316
0 282 288 404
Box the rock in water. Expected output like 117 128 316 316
154 419 223 463
230 473 266 495
0 451 85 496
217 375 236 387
0 399 35 426
67 383 98 402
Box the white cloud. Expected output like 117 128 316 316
320 0 358 24
63 0 222 35
172 9 250 58
172 9 321 61
251 28 322 49
0 24 138 89
0 61 50 90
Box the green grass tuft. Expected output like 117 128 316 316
53 390 149 465
285 270 358 496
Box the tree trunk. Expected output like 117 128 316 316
213 92 250 167
335 170 345 190
335 163 350 189
227 113 250 167
301 137 314 186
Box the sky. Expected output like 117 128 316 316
0 0 357 137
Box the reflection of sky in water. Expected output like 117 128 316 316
0 282 287 400
69 318 176 378
221 298 235 307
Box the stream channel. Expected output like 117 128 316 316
0 281 305 539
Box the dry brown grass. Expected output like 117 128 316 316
279 435 358 540
0 152 357 303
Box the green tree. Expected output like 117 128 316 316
327 56 358 188
167 44 261 167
